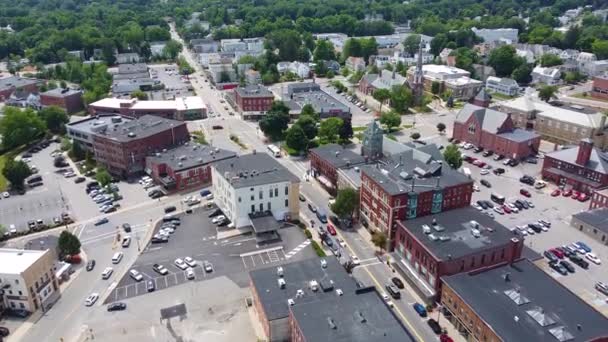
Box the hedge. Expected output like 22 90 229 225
311 241 326 257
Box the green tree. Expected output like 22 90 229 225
371 231 388 251
443 144 463 169
564 71 584 84
69 141 86 161
403 34 421 56
330 188 359 219
96 167 112 187
0 107 46 150
318 117 343 144
58 230 81 257
538 85 558 102
339 118 353 143
436 122 446 134
300 104 319 121
2 159 31 190
410 132 421 140
163 39 183 61
39 106 68 134
540 54 562 67
379 111 401 133
285 125 308 152
130 90 148 100
431 81 441 95
313 40 336 62
511 63 533 84
488 45 522 77
390 85 413 114
430 33 448 56
295 115 317 140
259 101 290 141
451 47 478 74
592 40 608 60
372 88 391 114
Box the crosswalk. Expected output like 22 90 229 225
285 240 311 259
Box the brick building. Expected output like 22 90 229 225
590 187 608 209
541 139 608 194
67 115 189 177
40 88 84 114
453 103 541 160
571 208 608 246
591 74 608 100
308 144 365 195
233 85 274 120
88 97 207 121
145 143 235 193
441 259 608 342
391 207 523 301
0 76 41 101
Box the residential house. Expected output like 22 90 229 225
486 76 519 97
592 74 608 100
471 27 519 43
531 66 561 85
345 57 366 72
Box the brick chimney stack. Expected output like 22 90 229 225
575 139 594 166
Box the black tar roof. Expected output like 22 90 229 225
0 76 40 90
573 208 608 234
213 153 299 188
310 144 366 169
400 206 517 261
443 259 608 342
146 143 236 172
290 288 416 342
68 114 185 143
249 258 359 321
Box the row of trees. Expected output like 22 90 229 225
0 106 69 151
37 61 112 104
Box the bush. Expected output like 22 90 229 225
311 240 326 257
304 229 312 239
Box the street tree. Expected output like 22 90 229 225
443 144 463 169
0 107 46 150
371 231 388 252
410 132 421 140
39 106 68 134
540 54 562 67
511 63 533 84
260 101 291 141
318 117 343 144
538 85 558 102
313 39 336 62
390 85 413 114
295 115 317 140
300 104 318 121
285 125 308 153
130 90 148 100
330 188 359 219
96 167 112 187
488 45 522 77
2 159 32 190
436 122 446 134
372 88 391 114
339 118 353 143
403 34 421 56
163 39 183 60
379 111 401 132
58 230 81 257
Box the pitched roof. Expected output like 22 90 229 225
572 208 608 233
310 144 365 169
474 88 491 102
455 104 509 134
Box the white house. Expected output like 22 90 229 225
150 41 167 57
439 48 453 63
277 61 310 79
486 76 519 97
345 57 366 72
577 52 597 75
211 153 300 229
115 53 141 64
531 66 561 85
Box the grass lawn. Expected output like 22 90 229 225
571 92 608 102
353 126 367 132
489 92 516 100
0 154 8 191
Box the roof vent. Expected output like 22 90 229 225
127 132 136 138
336 289 343 296
287 298 295 306
278 278 286 289
309 280 319 292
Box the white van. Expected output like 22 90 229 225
101 267 113 279
112 252 123 264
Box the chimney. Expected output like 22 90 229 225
575 139 593 166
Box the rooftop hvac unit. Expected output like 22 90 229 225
278 278 286 289
287 298 295 306
309 280 319 292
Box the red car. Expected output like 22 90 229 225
502 205 512 214
326 224 337 236
440 334 454 342
550 248 564 259
562 189 572 197
520 189 531 197
551 189 561 197
571 191 580 199
577 193 589 202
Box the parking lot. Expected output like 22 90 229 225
106 204 314 303
148 64 195 100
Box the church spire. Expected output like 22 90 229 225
412 39 424 106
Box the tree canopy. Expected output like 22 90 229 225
58 230 81 258
318 117 343 144
260 101 291 141
0 107 46 150
443 144 463 169
330 188 359 219
2 159 32 190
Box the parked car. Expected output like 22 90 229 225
586 253 601 265
203 261 213 272
307 203 317 212
391 277 405 289
174 258 188 270
146 280 156 292
107 302 127 311
595 281 608 296
412 303 427 317
551 189 561 196
562 189 572 197
544 250 558 263
550 262 568 275
560 260 575 273
184 256 197 267
427 319 443 334
122 223 132 233
520 189 531 197
0 326 10 337
186 267 195 280
480 179 491 188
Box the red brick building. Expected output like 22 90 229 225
67 115 189 177
309 144 365 195
590 187 608 209
0 76 41 101
541 139 608 194
233 85 274 120
40 88 84 114
592 74 608 100
453 103 541 160
145 144 235 193
391 206 524 301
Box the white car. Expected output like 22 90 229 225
507 203 519 213
381 293 394 308
205 193 214 200
186 267 195 280
212 215 225 224
473 185 480 192
101 267 113 279
586 253 601 265
493 207 504 215
64 172 76 178
161 227 175 234
203 261 213 272
503 158 512 165
2 192 10 198
85 293 99 306
473 204 483 211
518 228 528 236
480 169 489 175
175 258 188 270
184 256 197 267
350 255 360 266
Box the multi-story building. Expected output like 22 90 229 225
453 103 540 160
441 259 608 342
284 83 350 119
115 53 141 64
211 153 300 232
40 88 84 114
494 96 608 149
209 63 237 84
0 76 41 101
67 115 189 177
233 85 275 120
541 139 608 194
190 38 219 54
391 207 523 301
406 64 483 100
309 144 365 195
345 56 366 72
145 143 236 193
577 52 597 75
358 70 407 96
471 27 519 43
592 74 608 100
590 187 608 209
88 97 207 121
0 249 60 314
531 66 561 85
485 76 519 97
571 208 608 246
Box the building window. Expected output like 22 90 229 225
285 199 289 207
269 189 273 198
268 202 271 210
259 191 263 200
18 291 22 295
15 279 19 284
274 188 278 197
251 195 254 201
285 186 288 195
259 203 263 211
238 197 241 203
251 204 255 213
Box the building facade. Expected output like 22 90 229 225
234 85 275 120
308 144 365 195
571 208 608 246
40 88 84 114
485 76 519 96
592 74 608 100
590 187 608 209
406 64 483 100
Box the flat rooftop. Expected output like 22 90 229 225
0 248 48 274
68 114 185 143
90 97 206 111
400 206 517 261
146 143 236 172
286 90 349 114
0 76 39 90
249 258 359 321
291 288 416 342
213 153 299 188
572 208 608 233
41 88 82 97
117 63 148 74
234 85 273 98
310 144 366 169
443 259 608 342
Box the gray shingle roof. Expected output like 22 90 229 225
546 145 608 175
213 153 300 188
0 76 39 91
498 128 540 143
572 208 608 233
455 104 509 134
442 259 608 342
146 143 236 172
310 144 366 169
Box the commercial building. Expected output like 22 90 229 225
111 62 156 95
485 76 519 97
40 88 84 114
471 27 519 43
145 143 236 193
190 38 219 54
531 66 561 85
211 153 300 237
494 96 608 149
0 249 60 314
571 208 608 246
541 139 608 194
115 53 141 64
406 64 483 100
391 207 523 300
591 74 608 100
309 144 366 195
441 259 608 342
453 103 540 160
284 83 350 119
88 97 207 121
0 76 41 101
67 115 189 177
233 85 275 120
590 187 608 209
